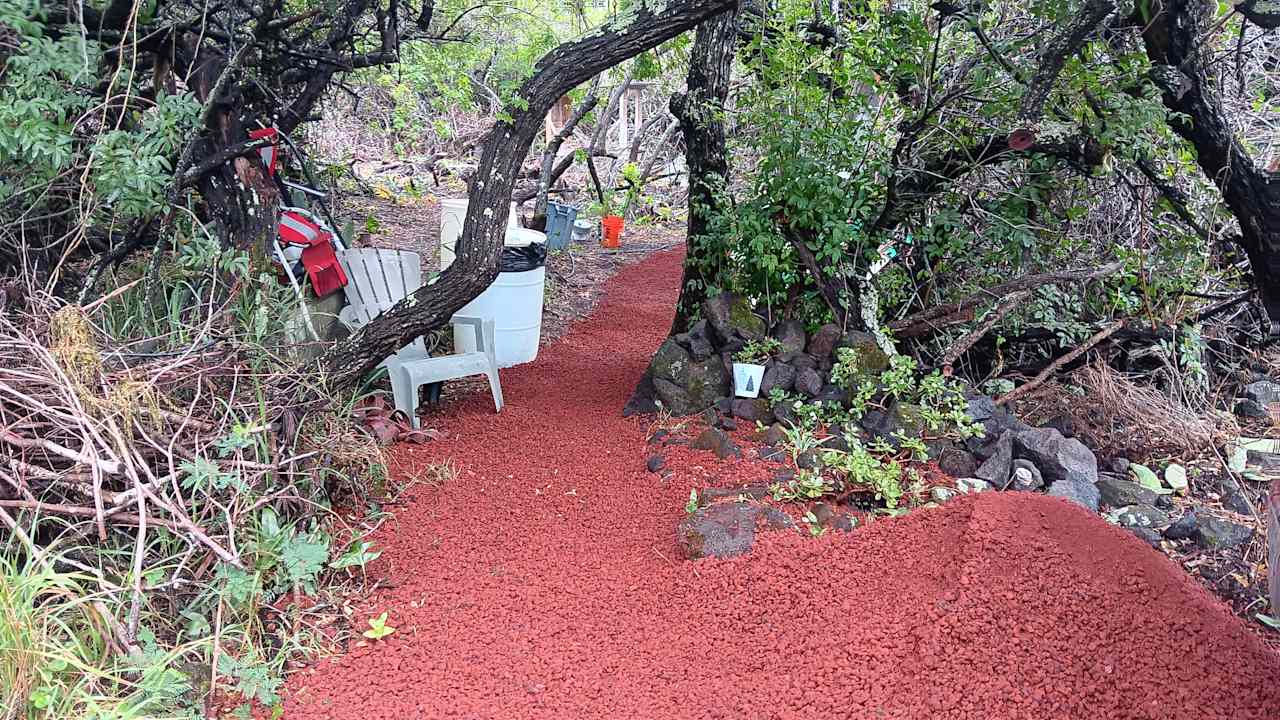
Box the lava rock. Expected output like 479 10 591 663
807 324 843 358
773 402 799 427
676 502 793 560
1109 504 1170 529
646 455 666 473
1164 512 1199 540
974 431 1013 487
702 293 766 345
931 487 958 503
649 337 731 416
796 449 820 470
762 423 787 447
1242 379 1280 406
938 447 978 478
1013 427 1098 485
690 427 740 459
1222 487 1253 515
956 477 993 494
833 330 890 380
1047 479 1101 512
795 367 824 398
1009 459 1044 491
1128 527 1163 548
757 446 786 462
731 398 772 424
1039 414 1076 438
780 351 819 370
648 429 669 445
771 320 807 355
828 513 858 532
761 362 796 395
821 433 851 453
815 384 850 407
720 417 738 431
1194 516 1254 550
1097 476 1158 508
1234 399 1270 419
686 319 716 361
701 407 722 428
1108 457 1130 474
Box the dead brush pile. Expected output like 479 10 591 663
0 297 386 714
1056 362 1237 460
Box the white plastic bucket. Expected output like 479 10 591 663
439 199 520 270
733 363 766 398
453 229 547 367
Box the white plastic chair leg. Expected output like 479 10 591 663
390 364 422 429
482 319 503 412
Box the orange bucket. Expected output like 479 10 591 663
601 215 624 248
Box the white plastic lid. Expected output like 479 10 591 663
505 227 546 248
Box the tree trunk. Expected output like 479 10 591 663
323 0 740 390
1141 0 1280 328
668 7 741 335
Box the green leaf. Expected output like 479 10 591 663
1129 463 1171 494
1164 464 1188 494
330 540 382 570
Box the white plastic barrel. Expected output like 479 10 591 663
439 199 520 271
453 227 547 368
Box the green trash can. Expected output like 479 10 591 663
544 202 578 250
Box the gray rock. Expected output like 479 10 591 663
685 319 716 361
806 323 842 359
1194 516 1254 550
1222 488 1253 515
1013 428 1098 485
1234 399 1270 419
649 337 731 416
646 455 665 473
1128 527 1163 549
931 487 959 503
757 447 786 462
720 417 738 431
780 351 819 370
938 447 978 478
761 362 796 395
833 330 890 380
956 477 993 494
771 320 807 355
1047 480 1100 512
676 502 794 560
730 398 772 424
859 403 926 448
966 395 998 423
690 427 740 459
702 293 765 345
1109 504 1170 529
1242 380 1280 406
1097 476 1158 508
1163 512 1199 540
795 367 824 398
1009 459 1044 491
796 449 820 470
815 384 849 407
974 431 1013 487
763 423 787 447
773 402 799 427
821 433 850 453
1108 457 1130 474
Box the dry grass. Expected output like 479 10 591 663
1061 362 1237 460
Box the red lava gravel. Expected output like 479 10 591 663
282 250 1280 719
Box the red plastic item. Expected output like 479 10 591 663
601 214 623 248
248 127 280 175
276 209 347 297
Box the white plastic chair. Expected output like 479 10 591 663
337 248 503 427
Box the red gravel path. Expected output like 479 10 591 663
284 250 1280 719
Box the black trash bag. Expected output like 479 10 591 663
499 242 547 272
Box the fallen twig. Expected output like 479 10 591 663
996 320 1126 406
